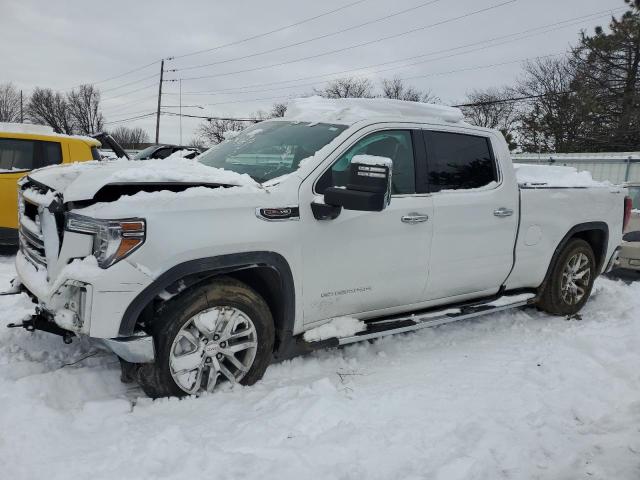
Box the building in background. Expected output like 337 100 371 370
513 152 640 184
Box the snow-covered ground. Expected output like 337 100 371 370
1 254 639 480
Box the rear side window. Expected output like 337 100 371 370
0 138 63 171
41 141 62 167
424 131 497 192
0 138 36 170
154 148 173 159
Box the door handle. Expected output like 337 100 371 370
493 207 514 217
401 213 429 224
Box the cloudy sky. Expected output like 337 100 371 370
2 0 624 144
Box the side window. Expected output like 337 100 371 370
0 138 36 170
154 148 173 159
316 130 415 195
40 141 62 167
424 131 497 192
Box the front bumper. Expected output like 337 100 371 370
8 307 155 363
617 241 640 271
15 251 155 339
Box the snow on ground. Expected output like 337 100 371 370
1 254 639 479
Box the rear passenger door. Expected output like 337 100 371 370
421 130 518 301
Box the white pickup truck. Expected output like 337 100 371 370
6 98 632 398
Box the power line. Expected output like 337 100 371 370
170 6 623 92
103 112 157 126
161 111 260 122
101 72 160 93
67 60 160 90
174 0 518 82
170 0 369 61
174 0 443 72
102 82 159 102
102 95 158 116
165 53 562 99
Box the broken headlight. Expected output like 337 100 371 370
65 213 146 268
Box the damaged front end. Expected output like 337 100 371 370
8 176 158 364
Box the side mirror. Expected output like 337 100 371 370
324 156 392 212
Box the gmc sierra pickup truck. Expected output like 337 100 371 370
6 98 632 398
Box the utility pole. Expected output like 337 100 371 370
20 90 23 123
179 79 182 144
155 59 164 144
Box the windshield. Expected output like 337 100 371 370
197 121 348 183
133 146 157 160
629 186 640 209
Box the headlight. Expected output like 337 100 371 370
65 213 146 268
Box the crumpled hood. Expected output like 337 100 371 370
28 158 258 202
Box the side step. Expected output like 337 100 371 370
322 293 536 348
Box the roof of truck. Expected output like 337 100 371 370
283 96 465 126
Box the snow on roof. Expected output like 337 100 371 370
0 122 55 135
284 96 464 125
0 122 99 145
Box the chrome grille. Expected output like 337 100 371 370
19 183 57 270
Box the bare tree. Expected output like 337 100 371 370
67 84 104 134
380 77 439 103
109 126 150 149
315 77 374 98
0 83 22 122
188 136 207 149
27 88 74 134
270 102 287 118
196 118 250 145
461 87 519 150
515 57 587 153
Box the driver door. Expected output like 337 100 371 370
298 126 434 325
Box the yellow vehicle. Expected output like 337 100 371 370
0 123 101 246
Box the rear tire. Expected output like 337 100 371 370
138 277 274 398
537 238 596 316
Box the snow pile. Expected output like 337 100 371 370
162 149 198 161
285 96 464 125
22 187 57 206
303 316 366 342
352 154 392 168
1 252 640 479
514 164 609 187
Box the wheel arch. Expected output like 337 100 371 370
119 252 295 358
539 221 609 291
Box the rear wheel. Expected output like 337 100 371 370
138 277 274 398
537 238 596 316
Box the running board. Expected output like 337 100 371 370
337 294 536 345
275 293 538 361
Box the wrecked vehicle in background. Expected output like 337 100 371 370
5 97 632 398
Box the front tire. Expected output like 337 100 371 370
537 238 596 316
138 277 274 398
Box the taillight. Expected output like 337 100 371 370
623 196 632 233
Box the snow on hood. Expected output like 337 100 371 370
284 96 464 125
28 158 258 202
513 164 609 187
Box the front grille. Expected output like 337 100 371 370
19 182 61 271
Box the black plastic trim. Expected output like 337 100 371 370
118 252 296 357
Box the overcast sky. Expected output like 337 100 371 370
1 0 624 145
